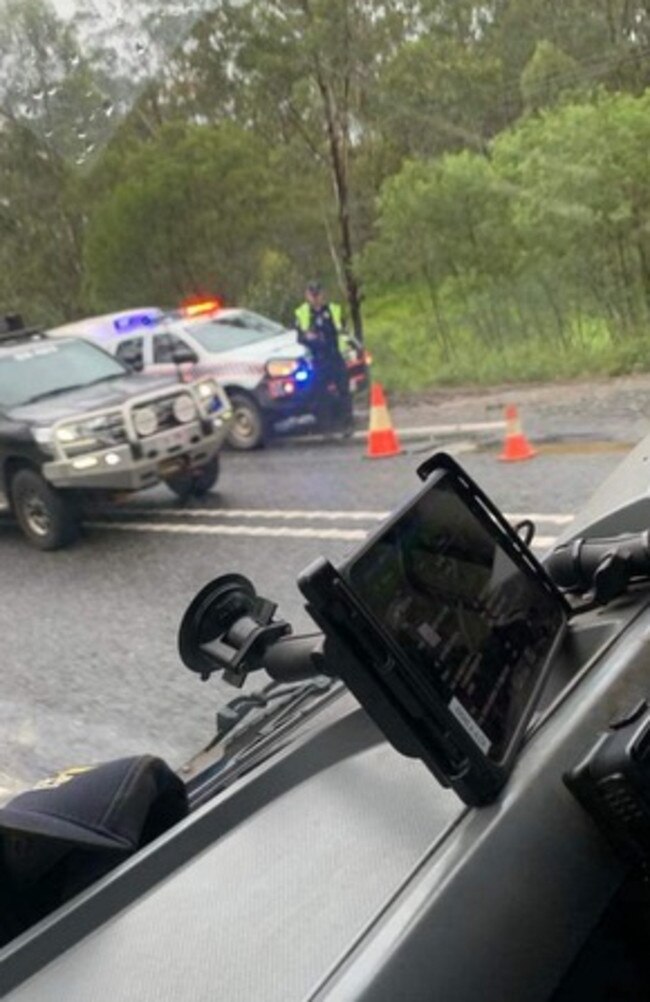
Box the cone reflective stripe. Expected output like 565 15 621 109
367 383 401 458
498 404 536 462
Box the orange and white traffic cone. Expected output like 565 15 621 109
498 404 536 462
367 383 402 459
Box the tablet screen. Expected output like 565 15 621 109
345 475 565 761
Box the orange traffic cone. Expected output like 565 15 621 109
498 404 536 462
367 383 402 459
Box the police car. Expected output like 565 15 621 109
50 304 369 450
0 316 231 549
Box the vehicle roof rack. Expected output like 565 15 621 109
0 314 46 344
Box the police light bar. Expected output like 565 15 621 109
181 296 223 318
113 310 163 333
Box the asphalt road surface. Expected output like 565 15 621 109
0 419 635 799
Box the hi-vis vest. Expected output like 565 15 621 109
295 302 346 352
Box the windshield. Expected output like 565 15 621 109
0 339 125 408
0 0 644 819
188 312 287 353
216 311 286 337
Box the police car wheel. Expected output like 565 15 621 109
166 456 220 500
10 469 80 550
227 394 265 451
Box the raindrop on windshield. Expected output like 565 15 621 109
32 90 44 101
135 41 146 54
103 101 115 118
70 54 80 68
47 85 58 97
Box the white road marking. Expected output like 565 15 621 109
120 506 573 525
127 507 392 521
87 519 560 549
87 521 369 541
351 420 505 441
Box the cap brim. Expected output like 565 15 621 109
0 806 133 851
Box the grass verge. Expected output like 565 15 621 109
363 291 650 392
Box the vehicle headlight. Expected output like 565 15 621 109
54 423 101 457
172 394 196 423
196 379 226 415
49 413 126 456
56 425 81 443
197 379 219 400
266 359 299 378
33 426 53 445
133 406 158 437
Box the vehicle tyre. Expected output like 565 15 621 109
166 456 220 500
227 394 266 451
10 468 80 550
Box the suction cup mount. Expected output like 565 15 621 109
178 574 292 686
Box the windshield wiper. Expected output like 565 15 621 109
183 676 339 809
20 373 123 405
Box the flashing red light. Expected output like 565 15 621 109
180 295 223 318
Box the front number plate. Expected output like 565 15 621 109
159 427 192 451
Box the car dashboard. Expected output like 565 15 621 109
3 588 647 1001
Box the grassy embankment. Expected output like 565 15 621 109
364 289 650 392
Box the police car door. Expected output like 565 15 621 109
149 331 199 383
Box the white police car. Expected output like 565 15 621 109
51 304 369 450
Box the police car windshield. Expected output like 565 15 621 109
189 311 287 353
0 339 126 408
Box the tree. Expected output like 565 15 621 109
0 124 84 322
157 0 418 341
372 37 506 159
493 90 650 331
491 0 650 102
0 0 114 165
83 122 286 309
364 151 513 357
521 41 584 112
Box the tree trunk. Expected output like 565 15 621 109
313 61 364 340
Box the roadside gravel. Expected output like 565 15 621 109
389 373 650 445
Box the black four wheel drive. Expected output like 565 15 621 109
0 317 232 549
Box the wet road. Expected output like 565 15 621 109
0 430 631 797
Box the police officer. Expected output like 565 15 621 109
294 281 353 434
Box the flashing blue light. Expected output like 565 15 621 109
295 369 310 383
113 311 161 334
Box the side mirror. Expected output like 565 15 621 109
172 346 198 366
